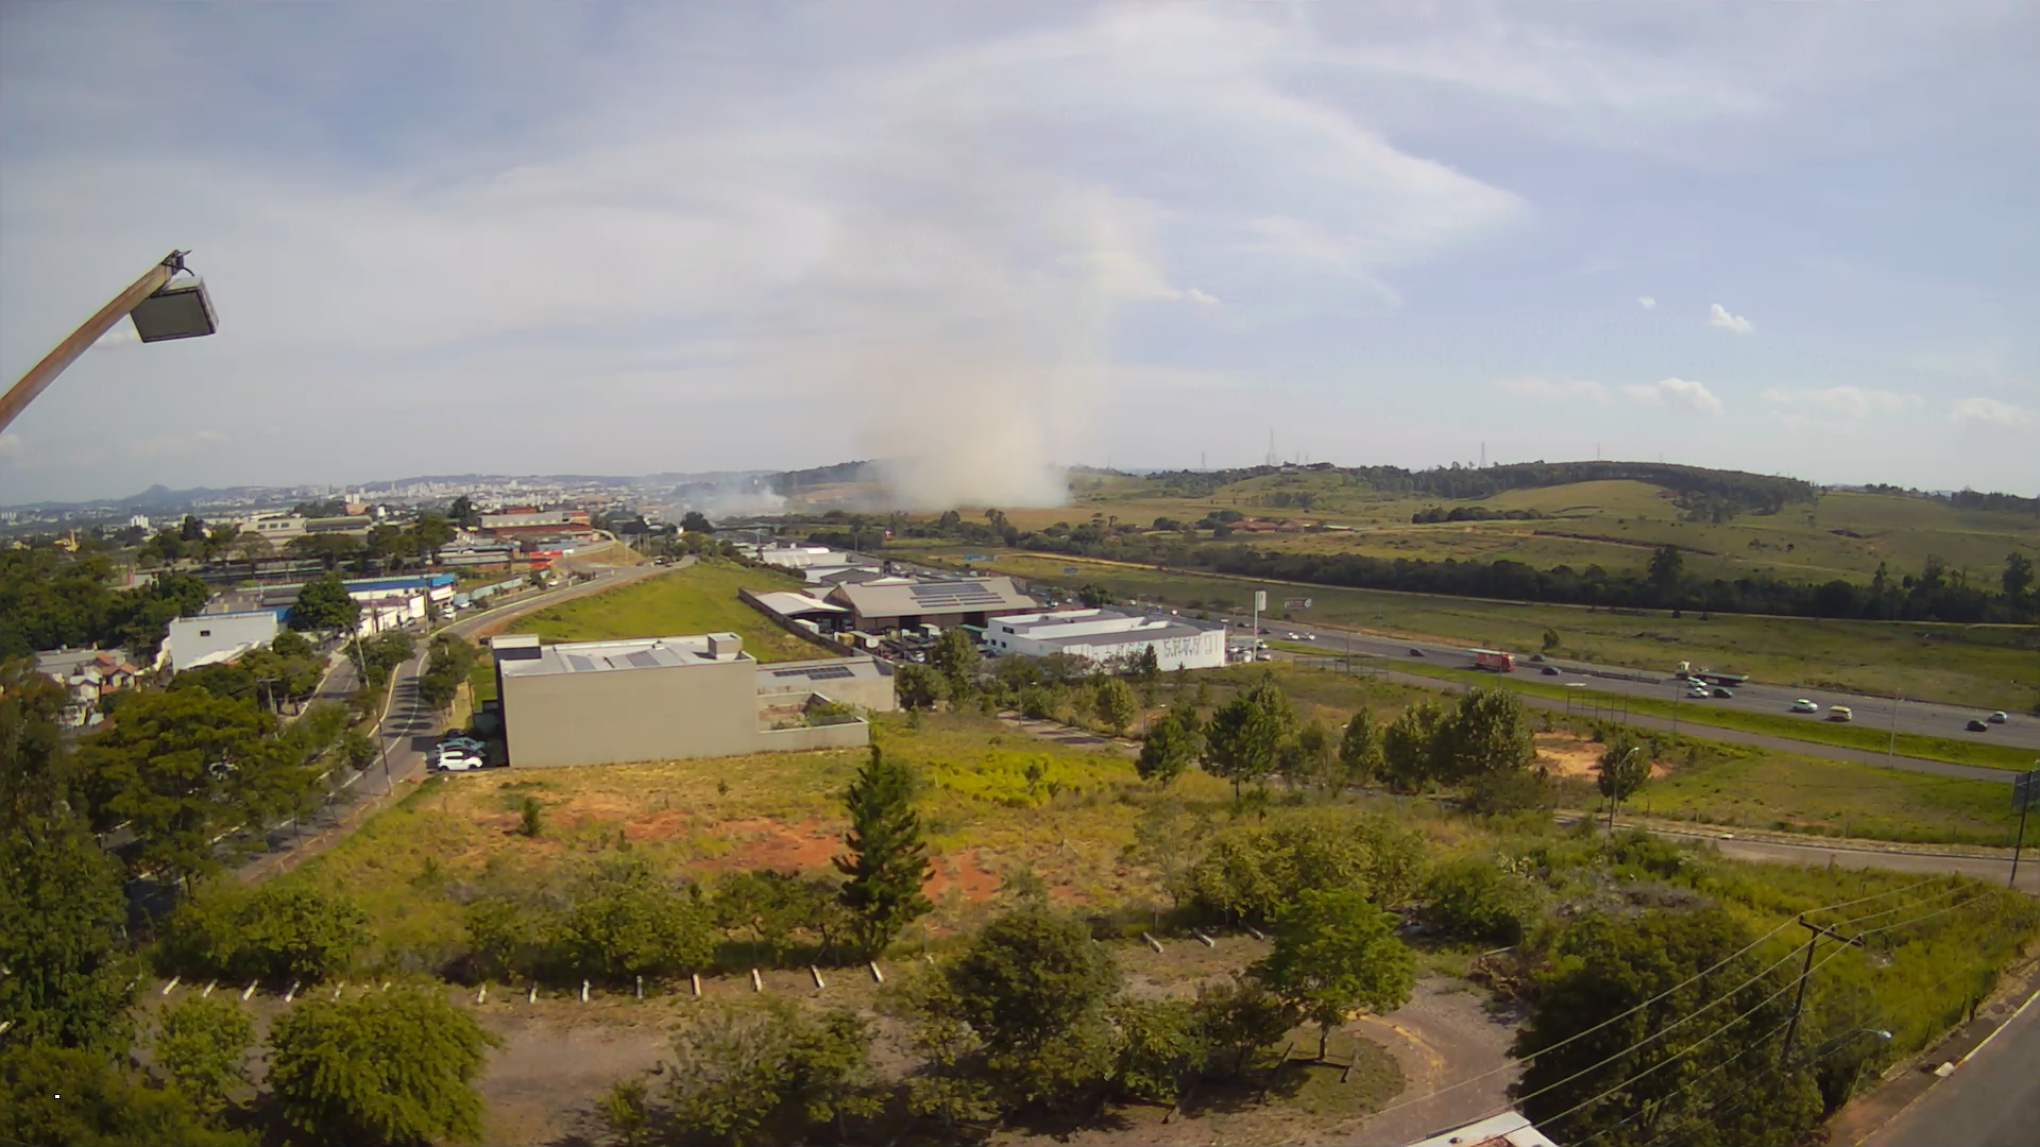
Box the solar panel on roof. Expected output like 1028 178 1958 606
908 582 1003 607
567 654 597 672
773 664 856 680
626 651 662 668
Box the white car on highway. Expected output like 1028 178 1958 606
1790 699 1819 713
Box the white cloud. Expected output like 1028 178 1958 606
1706 303 1754 334
1494 376 1609 401
1638 295 1656 309
1758 386 1920 418
1949 397 2035 427
1623 377 1724 414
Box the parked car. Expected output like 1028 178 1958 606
1989 711 2009 724
1790 699 1819 713
1966 719 1990 733
1712 688 1735 699
1829 705 1853 723
1541 666 1561 676
428 748 482 772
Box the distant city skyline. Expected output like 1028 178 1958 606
3 3 2035 503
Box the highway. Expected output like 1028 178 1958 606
1868 988 2040 1147
1208 609 2039 760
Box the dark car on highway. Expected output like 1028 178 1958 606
1408 648 1425 657
1712 687 1735 699
1966 719 1990 732
1541 666 1561 676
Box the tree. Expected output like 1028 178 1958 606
892 662 946 712
409 513 455 565
268 989 500 1147
1253 887 1414 1060
1110 997 1205 1103
1202 674 1295 800
1421 856 1541 946
681 510 714 534
1647 544 1684 591
288 570 360 636
2005 551 2036 605
1380 700 1444 791
229 531 273 575
1513 908 1821 1146
159 883 369 985
559 860 716 981
0 666 137 1054
1135 708 1199 786
448 495 481 529
287 533 361 572
1130 644 1161 704
154 995 253 1116
834 747 932 956
654 998 877 1146
1281 717 1339 793
1077 583 1114 608
76 688 308 886
929 627 980 701
1338 708 1384 787
0 1045 238 1147
1542 627 1561 652
950 909 1121 1050
1092 675 1138 736
1597 737 1651 830
1191 976 1297 1078
1432 687 1535 783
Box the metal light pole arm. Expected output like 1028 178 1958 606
0 250 185 435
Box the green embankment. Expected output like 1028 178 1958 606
504 560 835 663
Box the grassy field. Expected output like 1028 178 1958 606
906 549 2039 713
503 560 834 663
1281 648 2040 772
1625 746 2022 846
1024 471 2040 584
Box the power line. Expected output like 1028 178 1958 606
1283 877 1942 1145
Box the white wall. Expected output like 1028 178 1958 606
166 612 281 672
989 626 1226 671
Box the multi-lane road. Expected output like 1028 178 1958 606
1210 609 2039 761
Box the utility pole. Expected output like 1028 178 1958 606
2010 768 2038 889
1885 686 1901 769
1780 917 1863 1065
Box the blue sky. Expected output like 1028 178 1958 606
2 2 2035 505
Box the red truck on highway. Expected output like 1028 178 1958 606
1470 649 1516 672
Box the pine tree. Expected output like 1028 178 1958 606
834 747 933 956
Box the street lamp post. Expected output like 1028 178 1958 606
0 250 219 434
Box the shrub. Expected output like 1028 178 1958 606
268 989 498 1146
159 884 368 985
153 995 253 1115
1422 857 1542 946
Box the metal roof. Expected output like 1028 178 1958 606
831 576 1035 618
497 634 748 678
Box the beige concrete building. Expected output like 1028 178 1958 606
492 633 876 768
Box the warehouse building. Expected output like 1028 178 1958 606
165 610 281 672
491 633 876 768
983 608 1227 671
824 576 1037 633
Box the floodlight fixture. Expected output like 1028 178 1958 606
0 250 218 434
130 270 219 342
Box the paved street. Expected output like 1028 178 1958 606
1868 989 2040 1147
240 557 668 876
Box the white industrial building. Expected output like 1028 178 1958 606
165 610 281 672
982 609 1226 671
